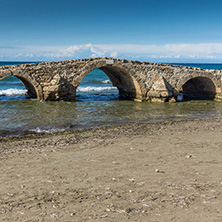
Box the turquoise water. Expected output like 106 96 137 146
0 62 222 136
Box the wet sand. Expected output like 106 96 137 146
0 118 222 221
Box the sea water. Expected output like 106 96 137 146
0 62 222 136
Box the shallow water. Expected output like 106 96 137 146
0 62 222 136
1 98 222 136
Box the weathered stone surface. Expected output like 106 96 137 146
0 57 222 102
147 76 177 101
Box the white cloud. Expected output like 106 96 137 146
60 44 107 58
110 51 118 57
1 43 222 62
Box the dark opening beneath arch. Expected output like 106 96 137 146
181 77 216 100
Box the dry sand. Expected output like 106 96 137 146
0 118 222 222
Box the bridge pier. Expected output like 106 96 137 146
42 75 76 101
146 76 178 102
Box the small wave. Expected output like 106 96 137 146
101 80 111 84
31 127 68 133
77 86 117 92
0 88 27 96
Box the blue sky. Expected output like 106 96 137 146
1 0 222 62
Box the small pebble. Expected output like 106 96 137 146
50 213 58 218
100 214 108 218
112 161 119 164
125 208 133 213
155 169 164 173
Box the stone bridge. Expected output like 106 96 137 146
0 57 222 102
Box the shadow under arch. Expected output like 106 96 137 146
76 62 142 100
0 74 42 100
179 76 216 100
15 76 38 98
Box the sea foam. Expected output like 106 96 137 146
31 127 68 133
0 86 117 96
77 86 117 92
0 88 27 96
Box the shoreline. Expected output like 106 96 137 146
0 116 220 142
1 117 222 221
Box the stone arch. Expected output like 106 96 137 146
177 74 217 99
74 59 143 100
0 72 43 100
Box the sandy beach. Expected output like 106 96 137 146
0 118 222 222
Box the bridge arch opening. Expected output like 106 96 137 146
76 69 118 101
180 77 216 100
76 65 142 101
0 76 38 100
